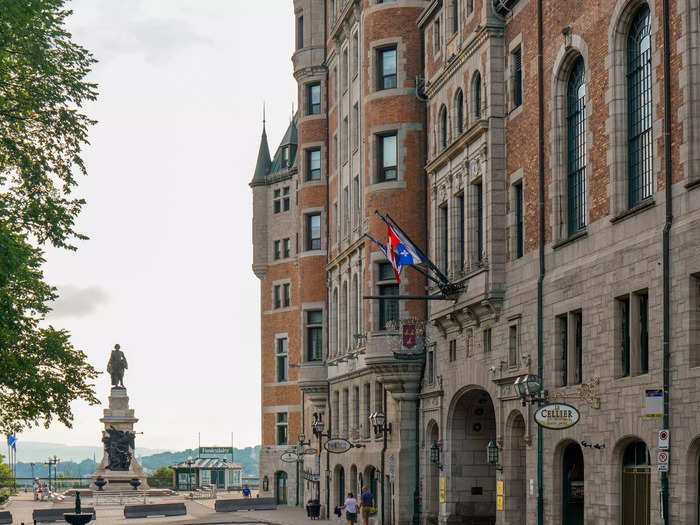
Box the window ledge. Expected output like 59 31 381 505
508 103 523 120
552 229 588 250
299 250 326 259
685 178 700 190
610 199 655 224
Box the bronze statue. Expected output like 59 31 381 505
102 426 135 471
107 344 128 388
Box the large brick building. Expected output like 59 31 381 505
252 0 700 523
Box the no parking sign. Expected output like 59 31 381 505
658 429 670 450
657 450 669 472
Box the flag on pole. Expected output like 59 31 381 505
7 434 16 450
376 213 426 284
365 233 403 282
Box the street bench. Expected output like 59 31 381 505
215 497 276 512
123 502 187 519
0 511 12 524
32 507 96 523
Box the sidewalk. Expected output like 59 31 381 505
185 501 336 525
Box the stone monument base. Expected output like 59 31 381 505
90 469 150 491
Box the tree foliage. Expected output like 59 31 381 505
151 467 174 479
0 0 99 434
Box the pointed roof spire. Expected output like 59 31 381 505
252 103 272 184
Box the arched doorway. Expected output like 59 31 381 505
350 465 358 497
621 440 650 525
425 420 440 525
363 465 378 506
505 411 526 525
275 471 288 505
562 442 584 525
449 388 497 524
335 465 345 507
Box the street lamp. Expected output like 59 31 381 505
43 456 60 493
369 411 392 437
430 442 443 471
487 441 502 471
514 374 548 406
186 456 194 491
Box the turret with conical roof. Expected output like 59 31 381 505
251 116 272 186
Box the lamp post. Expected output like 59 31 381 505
369 408 392 525
486 441 503 471
186 456 194 492
297 433 311 507
44 456 60 493
513 374 547 406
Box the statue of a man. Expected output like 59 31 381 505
107 344 128 388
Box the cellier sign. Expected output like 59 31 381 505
534 403 580 430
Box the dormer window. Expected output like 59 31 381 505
282 147 289 168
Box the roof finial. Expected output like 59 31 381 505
262 102 266 131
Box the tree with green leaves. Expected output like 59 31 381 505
0 0 99 433
151 467 174 479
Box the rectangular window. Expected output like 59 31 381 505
483 327 492 353
342 116 349 162
515 182 524 258
342 389 349 437
306 213 321 251
434 20 440 53
512 47 522 109
283 283 291 308
283 238 291 258
276 337 288 382
273 189 281 214
308 149 321 181
449 339 457 362
308 83 321 115
691 274 700 367
297 15 304 49
352 33 359 76
378 263 398 330
342 49 349 92
636 291 648 374
353 176 360 225
427 349 435 384
333 135 338 169
364 383 371 438
276 413 288 445
274 285 282 309
572 310 583 384
352 104 359 151
476 182 483 265
508 324 518 367
558 314 568 386
378 133 397 181
274 240 281 260
332 67 337 104
458 194 465 271
282 186 290 212
440 205 449 272
618 296 631 377
332 391 339 436
378 47 397 90
306 310 323 361
353 386 360 431
281 147 289 168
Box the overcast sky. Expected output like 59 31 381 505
18 0 296 453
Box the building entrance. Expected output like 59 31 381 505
621 440 650 525
448 389 496 525
562 442 584 525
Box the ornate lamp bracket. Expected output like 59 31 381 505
548 377 601 409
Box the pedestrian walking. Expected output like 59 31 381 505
341 492 358 524
359 486 375 525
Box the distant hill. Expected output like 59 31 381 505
15 441 166 463
7 445 260 478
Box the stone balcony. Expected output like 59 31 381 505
364 330 424 401
297 361 329 409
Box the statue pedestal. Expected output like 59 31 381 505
91 387 149 491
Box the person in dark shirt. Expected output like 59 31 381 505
360 487 375 525
242 485 251 498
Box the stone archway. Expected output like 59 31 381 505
504 410 526 525
425 419 440 525
448 388 497 525
335 464 345 508
562 442 584 525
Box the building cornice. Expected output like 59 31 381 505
425 119 488 174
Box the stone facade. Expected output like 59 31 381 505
252 0 700 523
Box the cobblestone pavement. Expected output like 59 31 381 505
3 495 338 525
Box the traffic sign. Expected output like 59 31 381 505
657 450 669 472
658 429 670 450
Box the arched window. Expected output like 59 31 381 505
627 5 652 208
473 72 482 119
275 471 288 505
439 105 448 150
566 56 586 236
622 440 650 525
352 274 359 336
455 89 464 135
331 287 338 356
452 0 459 34
341 281 348 353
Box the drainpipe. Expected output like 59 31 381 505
323 0 330 518
381 387 388 525
536 0 545 524
327 387 332 519
661 0 672 522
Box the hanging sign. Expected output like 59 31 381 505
496 496 504 511
324 438 353 454
439 477 445 503
303 448 318 456
280 452 298 463
534 403 580 430
200 447 232 455
402 324 417 349
658 429 670 450
645 389 663 418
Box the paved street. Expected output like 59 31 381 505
4 495 337 525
